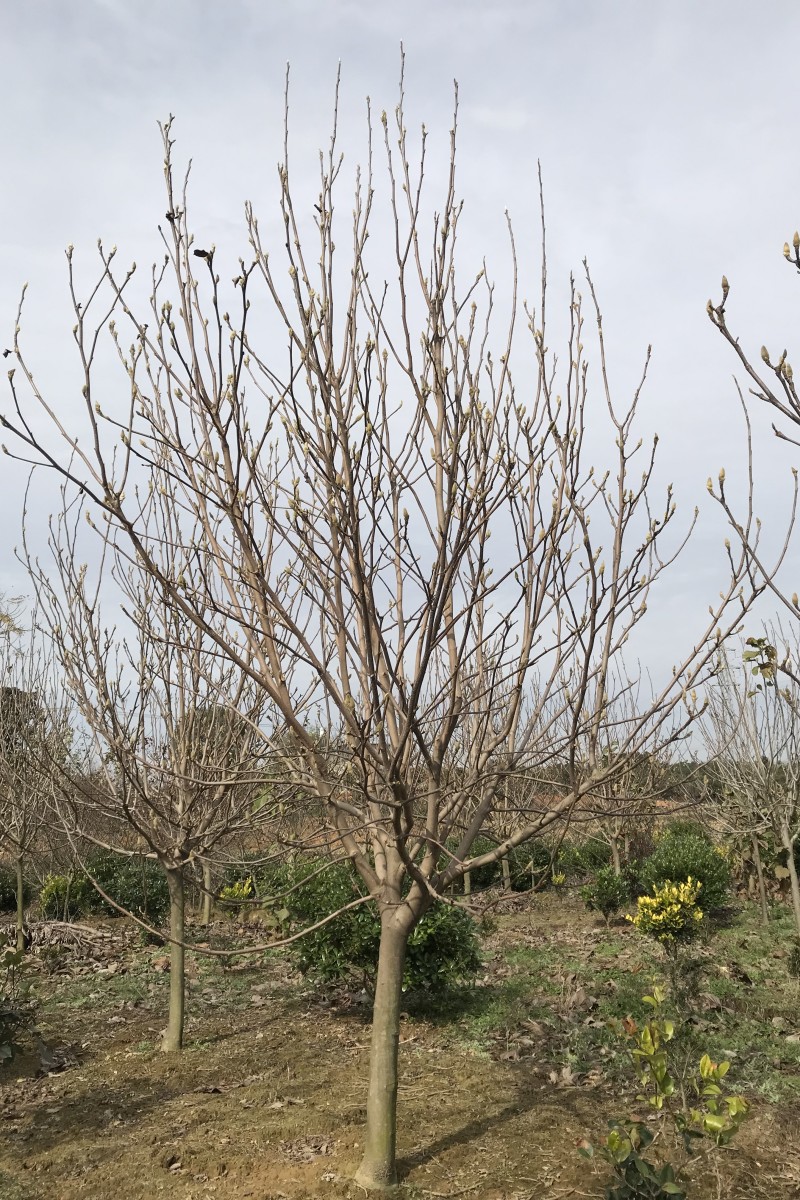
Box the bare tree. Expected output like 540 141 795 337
1 72 767 1186
571 683 680 876
25 494 274 1052
703 635 800 932
0 612 67 950
707 253 800 653
709 252 800 449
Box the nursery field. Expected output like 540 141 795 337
1 895 799 1200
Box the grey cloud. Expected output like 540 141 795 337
1 0 798 683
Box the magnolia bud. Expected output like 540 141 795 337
794 230 800 249
761 346 770 363
721 275 729 295
785 242 792 260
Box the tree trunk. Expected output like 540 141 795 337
15 856 25 952
463 869 471 897
354 910 413 1190
501 856 511 891
162 866 186 1052
750 834 769 926
201 860 213 925
781 829 800 938
610 837 622 877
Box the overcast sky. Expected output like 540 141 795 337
1 0 798 682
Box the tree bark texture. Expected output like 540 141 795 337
15 856 25 952
750 835 769 926
781 828 800 938
161 866 186 1052
354 911 413 1189
201 860 213 925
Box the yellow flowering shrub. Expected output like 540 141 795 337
628 877 703 948
218 876 254 910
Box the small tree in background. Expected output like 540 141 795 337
581 864 629 926
703 631 800 934
707 247 800 670
2 68 767 1188
26 495 275 1052
0 611 68 950
576 685 683 877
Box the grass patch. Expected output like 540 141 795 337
446 898 800 1101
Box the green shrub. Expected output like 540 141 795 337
621 859 647 899
0 942 36 1063
268 857 482 994
663 818 712 843
39 854 171 925
218 876 254 912
639 830 731 913
39 871 93 920
629 878 704 949
581 985 749 1198
263 857 357 921
465 836 502 890
506 840 553 891
582 866 630 925
0 864 31 912
557 837 611 879
223 853 267 892
443 836 500 892
296 901 380 988
404 903 482 992
83 851 170 925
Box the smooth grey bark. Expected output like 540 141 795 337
354 908 415 1190
15 856 25 952
750 834 769 926
501 856 511 891
201 860 213 926
161 866 186 1052
610 836 622 877
781 826 800 938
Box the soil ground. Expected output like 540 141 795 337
1 895 799 1199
